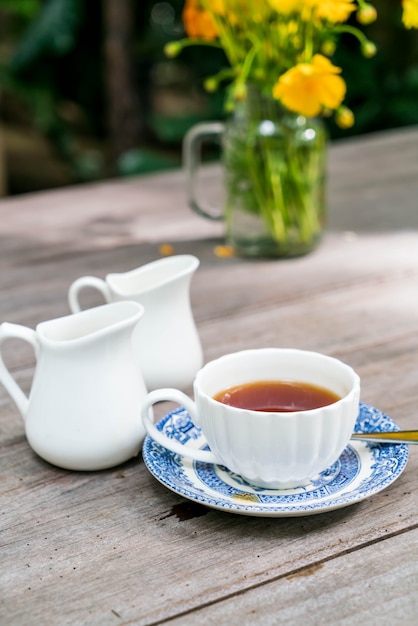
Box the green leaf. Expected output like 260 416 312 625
117 149 179 176
10 0 83 72
0 0 41 20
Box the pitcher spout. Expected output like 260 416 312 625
106 255 200 298
37 301 144 345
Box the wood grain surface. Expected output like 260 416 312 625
0 127 417 625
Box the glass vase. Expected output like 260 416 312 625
222 87 327 258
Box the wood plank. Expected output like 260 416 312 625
1 128 418 626
0 127 418 252
0 438 416 626
328 127 418 232
1 230 418 365
2 232 418 435
165 527 418 626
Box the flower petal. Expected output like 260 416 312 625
273 55 346 117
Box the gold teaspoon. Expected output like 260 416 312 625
351 430 418 445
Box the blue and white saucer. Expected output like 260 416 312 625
142 403 409 517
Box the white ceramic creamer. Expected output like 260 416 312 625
68 255 203 390
0 301 147 470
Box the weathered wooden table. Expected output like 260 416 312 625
1 127 418 625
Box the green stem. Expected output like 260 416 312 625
333 24 370 46
223 87 326 255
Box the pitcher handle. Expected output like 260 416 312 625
183 121 225 220
68 276 112 313
0 323 39 417
141 388 218 463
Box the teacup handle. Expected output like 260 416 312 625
182 121 225 220
0 323 39 417
68 276 112 313
141 388 218 463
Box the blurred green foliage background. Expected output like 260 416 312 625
0 0 417 195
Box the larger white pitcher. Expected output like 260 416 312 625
68 255 203 390
0 301 147 470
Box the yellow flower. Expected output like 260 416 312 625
201 0 239 24
182 0 218 40
308 0 357 23
218 0 268 22
272 54 346 117
402 0 418 28
176 0 379 128
210 0 226 15
267 0 303 13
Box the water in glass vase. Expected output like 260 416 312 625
222 87 327 258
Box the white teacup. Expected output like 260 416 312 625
141 348 360 489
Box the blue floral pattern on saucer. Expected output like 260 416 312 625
142 403 409 517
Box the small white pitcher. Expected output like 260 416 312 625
0 301 147 470
68 255 203 390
